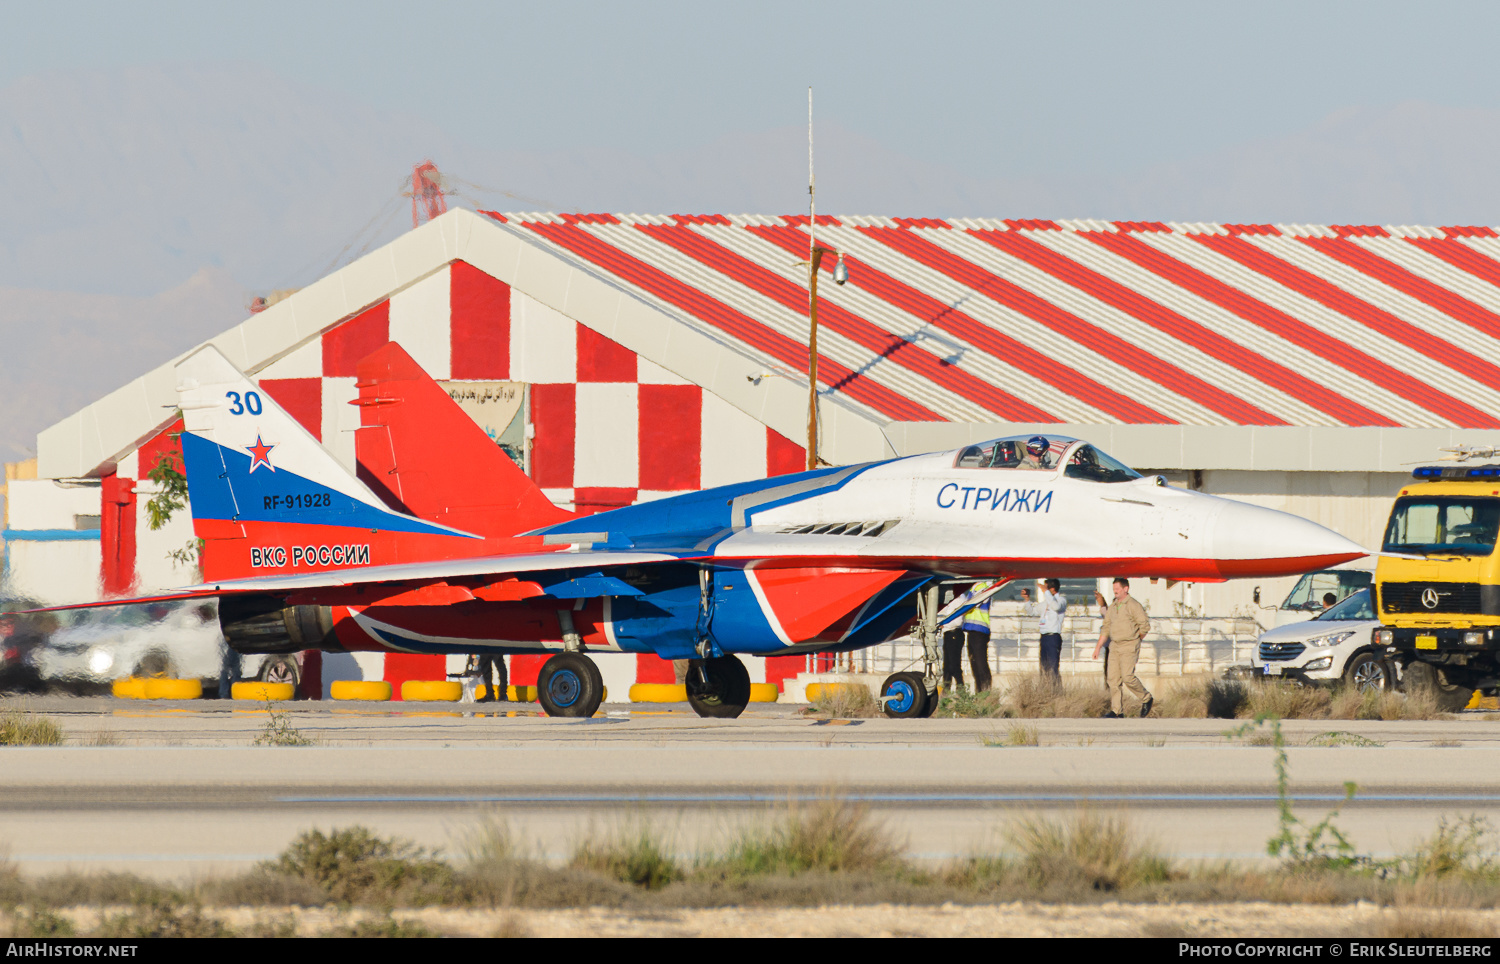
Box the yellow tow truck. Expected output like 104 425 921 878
1373 456 1500 711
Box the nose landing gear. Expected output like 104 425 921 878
880 671 934 718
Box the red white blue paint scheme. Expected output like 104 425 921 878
82 342 1366 718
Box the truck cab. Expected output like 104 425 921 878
1373 464 1500 710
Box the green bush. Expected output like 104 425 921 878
571 827 680 890
266 827 454 905
714 797 906 877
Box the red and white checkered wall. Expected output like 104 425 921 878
123 260 811 697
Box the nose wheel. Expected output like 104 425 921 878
686 655 751 718
880 671 934 718
537 652 604 718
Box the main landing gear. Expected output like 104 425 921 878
686 655 751 719
537 652 605 718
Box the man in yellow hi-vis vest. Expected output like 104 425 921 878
940 580 996 692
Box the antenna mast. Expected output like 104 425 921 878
806 87 820 472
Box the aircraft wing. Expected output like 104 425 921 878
14 549 680 614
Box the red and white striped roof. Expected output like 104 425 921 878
495 212 1500 430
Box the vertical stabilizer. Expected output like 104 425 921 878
354 342 572 537
175 346 478 581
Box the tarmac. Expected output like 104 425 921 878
3 695 1500 879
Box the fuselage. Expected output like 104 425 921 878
326 436 1365 660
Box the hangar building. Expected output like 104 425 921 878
8 209 1500 695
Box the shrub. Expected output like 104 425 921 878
809 683 879 718
2 908 75 937
1009 811 1172 892
331 914 434 938
94 897 234 938
571 826 680 890
715 797 906 877
932 685 1004 718
1396 816 1500 882
266 827 454 905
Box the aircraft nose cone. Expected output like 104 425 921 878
1210 499 1367 577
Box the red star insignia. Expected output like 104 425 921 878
245 434 276 473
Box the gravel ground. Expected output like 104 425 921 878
16 901 1499 938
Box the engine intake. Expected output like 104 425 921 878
220 595 343 654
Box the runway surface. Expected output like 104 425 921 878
4 695 1500 878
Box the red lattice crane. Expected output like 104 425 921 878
408 160 448 227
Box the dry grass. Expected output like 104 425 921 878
1242 681 1333 719
808 683 880 719
492 912 532 938
980 722 1042 746
0 710 63 746
1002 675 1111 719
1154 677 1251 718
1373 910 1492 938
1008 810 1174 895
714 797 905 877
1395 816 1500 882
1007 722 1041 745
9 804 1500 920
932 674 1449 722
1327 686 1444 721
1152 678 1445 722
328 914 435 938
570 825 681 890
252 702 316 746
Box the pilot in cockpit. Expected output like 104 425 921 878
1019 436 1053 470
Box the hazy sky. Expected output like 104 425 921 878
8 0 1500 182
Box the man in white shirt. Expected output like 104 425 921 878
1038 578 1067 681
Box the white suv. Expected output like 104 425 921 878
1250 589 1392 692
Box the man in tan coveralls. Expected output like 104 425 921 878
1092 577 1153 718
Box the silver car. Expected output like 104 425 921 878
1250 589 1392 691
31 599 284 692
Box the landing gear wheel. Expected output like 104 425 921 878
1403 661 1474 713
258 655 300 689
916 681 938 718
685 655 751 719
1342 652 1390 693
880 672 929 719
538 652 604 718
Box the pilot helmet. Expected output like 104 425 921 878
1025 436 1049 458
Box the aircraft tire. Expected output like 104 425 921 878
881 672 929 719
916 679 938 718
538 653 604 718
685 655 751 719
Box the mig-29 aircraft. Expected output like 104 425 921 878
58 342 1366 719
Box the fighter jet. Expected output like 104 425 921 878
88 343 1366 719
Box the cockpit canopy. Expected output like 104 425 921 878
953 435 1142 483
